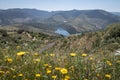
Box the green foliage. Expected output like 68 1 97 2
104 23 120 42
0 29 8 37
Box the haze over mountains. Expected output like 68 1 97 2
112 12 120 16
0 8 120 35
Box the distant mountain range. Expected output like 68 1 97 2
0 9 120 34
112 12 120 16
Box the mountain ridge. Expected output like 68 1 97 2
0 8 120 34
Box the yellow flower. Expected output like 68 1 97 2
49 66 52 68
65 75 70 79
117 60 120 63
33 59 40 62
0 70 5 74
6 71 10 74
52 75 57 79
18 73 23 77
46 69 51 74
70 53 77 57
89 57 93 60
84 79 88 80
10 68 15 71
82 53 87 57
34 53 39 56
35 74 41 77
44 64 49 67
55 67 61 70
13 75 16 78
105 74 111 79
17 52 26 56
106 61 112 66
96 73 100 77
62 79 69 80
6 58 13 63
60 68 68 74
50 53 55 57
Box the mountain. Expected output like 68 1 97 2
0 9 120 34
47 10 120 32
112 12 120 16
0 8 52 25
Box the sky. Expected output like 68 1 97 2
0 0 120 12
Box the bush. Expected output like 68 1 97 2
104 23 120 42
0 29 8 37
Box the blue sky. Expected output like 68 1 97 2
0 0 119 12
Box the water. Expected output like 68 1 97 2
55 28 70 36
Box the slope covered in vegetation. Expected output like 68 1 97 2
0 23 120 80
47 23 120 54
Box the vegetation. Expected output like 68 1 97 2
0 23 120 80
47 23 120 53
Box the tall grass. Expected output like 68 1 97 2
0 46 120 80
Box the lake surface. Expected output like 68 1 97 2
55 28 70 36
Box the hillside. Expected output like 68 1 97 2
0 9 52 24
0 23 120 80
0 9 120 34
45 23 120 53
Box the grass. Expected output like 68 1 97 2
0 46 120 80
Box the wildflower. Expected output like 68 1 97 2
117 60 120 63
17 52 26 56
50 53 55 57
84 79 88 80
46 69 51 74
96 73 100 77
89 57 93 60
82 53 87 57
13 75 16 78
65 75 70 79
105 74 111 79
70 53 77 57
6 58 13 63
0 70 5 74
49 66 52 68
60 68 68 74
10 68 15 71
106 61 112 66
35 74 41 77
52 75 57 79
16 46 20 49
34 53 39 56
33 59 40 62
55 67 61 70
69 66 74 71
18 73 23 77
5 71 10 74
44 64 49 67
62 78 69 80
